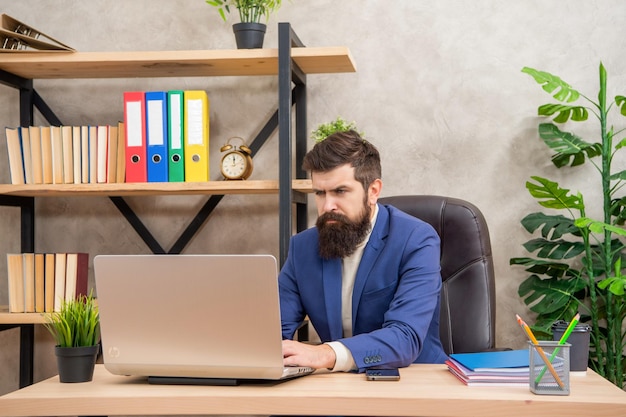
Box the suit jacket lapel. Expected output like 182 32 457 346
351 204 389 323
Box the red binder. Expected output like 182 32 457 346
123 91 147 182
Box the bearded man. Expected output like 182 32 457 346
279 130 448 372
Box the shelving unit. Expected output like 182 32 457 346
0 23 356 388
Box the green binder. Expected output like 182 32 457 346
167 90 185 182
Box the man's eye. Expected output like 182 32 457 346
314 191 325 196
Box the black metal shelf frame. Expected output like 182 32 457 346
0 22 308 388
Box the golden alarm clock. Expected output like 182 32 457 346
220 136 253 180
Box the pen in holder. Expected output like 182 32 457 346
529 341 570 395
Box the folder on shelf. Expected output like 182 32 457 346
107 124 119 183
96 125 108 183
145 91 169 182
29 126 43 184
44 253 55 312
23 253 35 313
7 253 24 313
72 126 82 184
53 253 66 312
4 127 25 184
167 90 185 182
64 253 88 302
124 91 147 182
116 122 126 183
0 14 74 52
184 90 210 182
40 126 53 184
50 126 64 184
80 126 89 183
19 127 33 184
88 125 97 183
61 125 74 184
34 253 45 313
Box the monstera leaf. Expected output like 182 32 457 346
538 123 602 167
518 273 585 316
526 176 584 211
538 103 588 123
522 238 586 260
520 212 580 239
522 67 580 103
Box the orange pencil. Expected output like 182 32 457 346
515 314 565 389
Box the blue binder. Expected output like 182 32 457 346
145 91 169 182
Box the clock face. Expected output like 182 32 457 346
221 152 248 179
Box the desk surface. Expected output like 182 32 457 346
0 364 625 417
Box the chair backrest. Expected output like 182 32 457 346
378 195 496 354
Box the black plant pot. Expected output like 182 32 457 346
232 22 266 49
55 345 99 383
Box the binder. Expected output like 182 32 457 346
50 126 64 184
29 126 43 184
116 122 126 183
44 253 55 312
96 125 108 183
80 126 89 183
34 253 45 313
124 91 147 182
40 126 53 184
183 90 210 182
19 127 33 184
4 127 25 184
88 126 97 183
61 125 74 184
7 254 24 313
145 91 169 182
107 124 118 183
167 90 185 182
72 125 81 184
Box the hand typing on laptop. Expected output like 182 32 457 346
282 340 336 369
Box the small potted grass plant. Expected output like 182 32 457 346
44 292 100 383
205 0 283 49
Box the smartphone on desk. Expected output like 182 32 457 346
365 367 400 381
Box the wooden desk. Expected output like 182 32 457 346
0 364 625 417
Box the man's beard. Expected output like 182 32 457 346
316 205 372 260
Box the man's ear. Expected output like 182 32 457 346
368 179 383 205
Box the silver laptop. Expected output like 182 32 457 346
94 254 314 384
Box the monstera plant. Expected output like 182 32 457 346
510 63 626 388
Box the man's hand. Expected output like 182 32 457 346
282 339 336 369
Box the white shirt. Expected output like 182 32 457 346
326 204 379 371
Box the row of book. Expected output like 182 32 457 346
5 124 125 185
124 90 210 183
6 253 88 313
3 89 211 185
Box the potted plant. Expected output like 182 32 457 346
310 116 362 142
44 292 100 383
510 63 626 388
206 0 283 49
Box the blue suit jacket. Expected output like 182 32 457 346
279 203 448 371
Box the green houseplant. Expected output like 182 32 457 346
510 63 626 388
44 293 100 383
311 116 362 143
205 0 283 49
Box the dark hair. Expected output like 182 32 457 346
302 130 381 190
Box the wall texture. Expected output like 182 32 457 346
0 0 625 396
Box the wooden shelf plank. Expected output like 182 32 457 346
0 307 46 324
0 47 356 79
0 180 313 197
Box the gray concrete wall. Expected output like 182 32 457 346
1 0 624 396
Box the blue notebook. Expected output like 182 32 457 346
449 350 530 372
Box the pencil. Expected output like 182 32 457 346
515 314 565 389
535 313 580 382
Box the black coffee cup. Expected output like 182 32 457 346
552 320 591 372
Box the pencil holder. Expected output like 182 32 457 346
529 341 570 395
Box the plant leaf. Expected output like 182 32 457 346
520 212 580 239
510 257 574 279
518 274 585 315
526 176 584 211
538 104 588 123
538 123 602 167
616 95 626 117
522 67 580 103
523 238 586 260
575 217 626 237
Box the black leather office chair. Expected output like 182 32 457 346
378 195 496 354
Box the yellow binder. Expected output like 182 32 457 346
183 90 210 182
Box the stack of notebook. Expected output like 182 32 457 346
446 349 534 386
